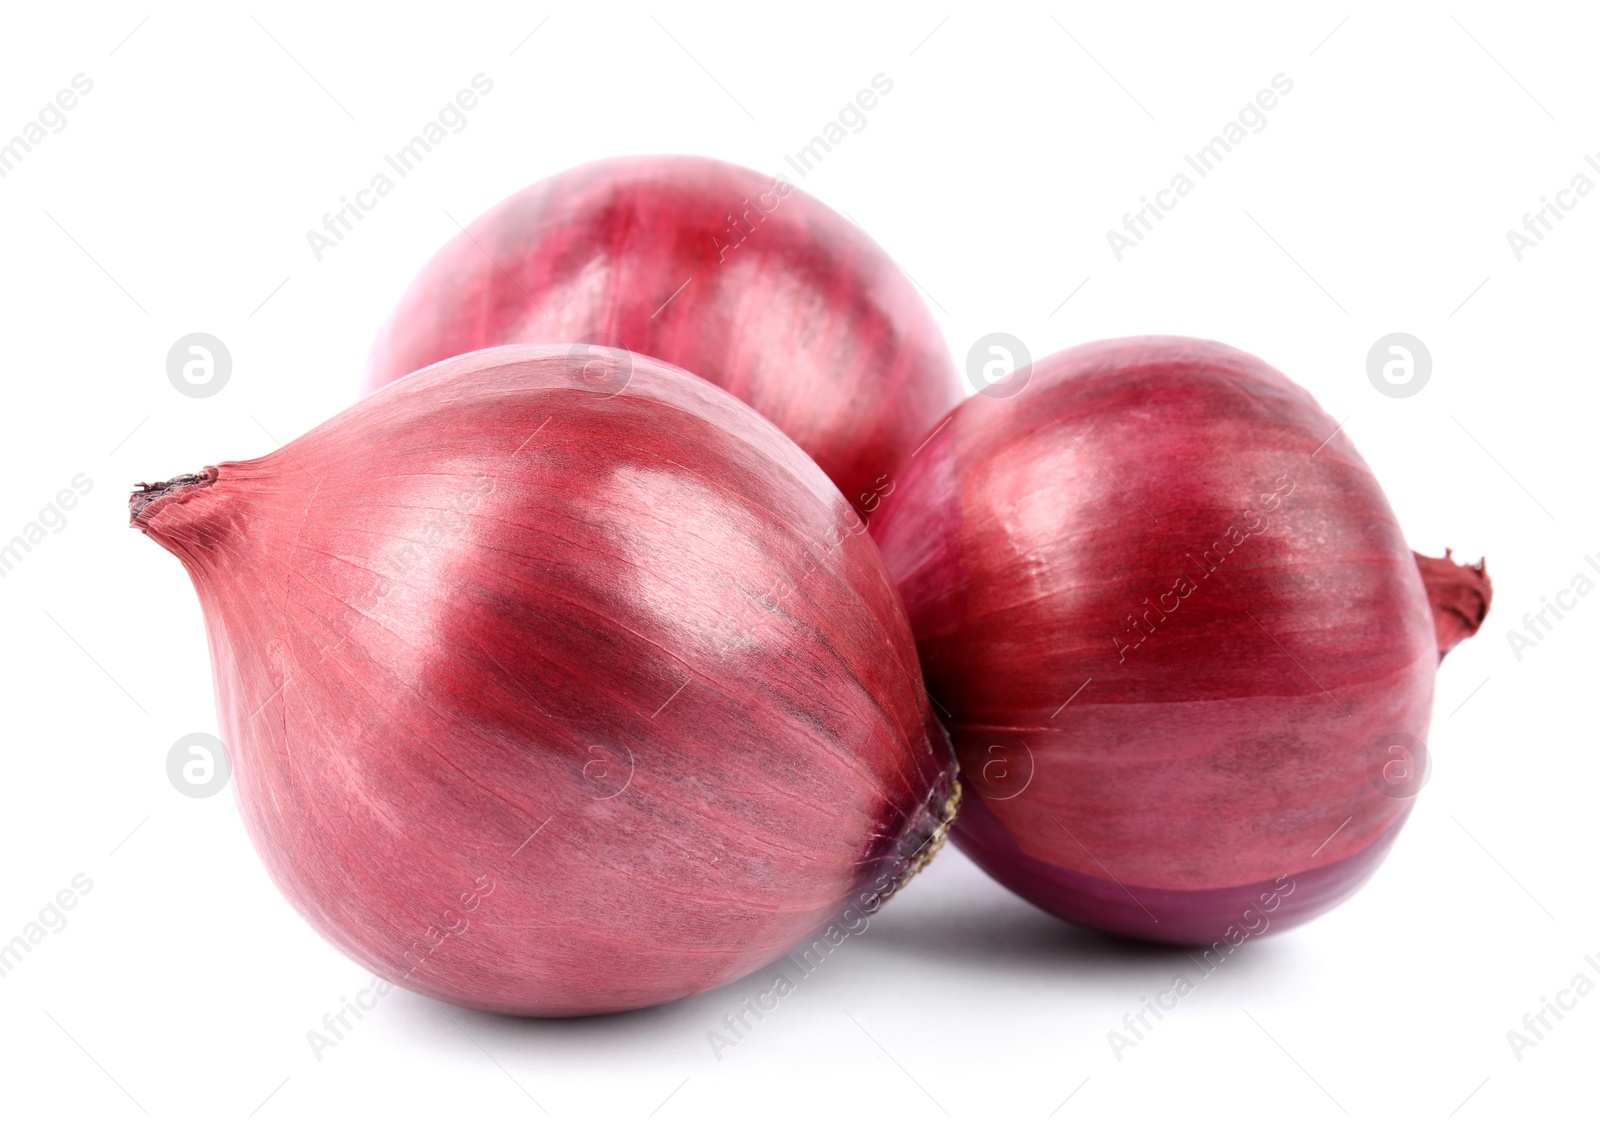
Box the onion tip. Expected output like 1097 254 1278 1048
129 468 217 529
1414 548 1493 660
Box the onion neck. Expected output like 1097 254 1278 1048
866 738 962 912
129 464 266 577
130 468 217 526
1414 550 1492 661
893 775 962 890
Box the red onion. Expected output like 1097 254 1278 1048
131 345 957 1016
872 336 1490 945
363 155 961 516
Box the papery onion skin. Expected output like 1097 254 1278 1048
1415 550 1492 658
362 155 961 517
872 336 1490 946
132 345 956 1016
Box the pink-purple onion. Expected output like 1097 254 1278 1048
132 345 957 1015
872 336 1490 945
364 154 961 517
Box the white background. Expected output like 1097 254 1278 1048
0 2 1593 1128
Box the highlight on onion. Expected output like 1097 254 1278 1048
131 345 958 1016
363 155 961 518
872 336 1491 946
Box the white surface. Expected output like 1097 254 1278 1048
0 2 1593 1128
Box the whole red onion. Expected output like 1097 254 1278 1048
132 345 957 1016
363 155 961 516
872 336 1490 945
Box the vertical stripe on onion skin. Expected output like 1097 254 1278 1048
872 336 1491 946
131 345 957 1016
363 155 961 520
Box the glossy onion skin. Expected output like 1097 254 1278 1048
133 345 955 1016
363 155 962 517
873 337 1450 945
